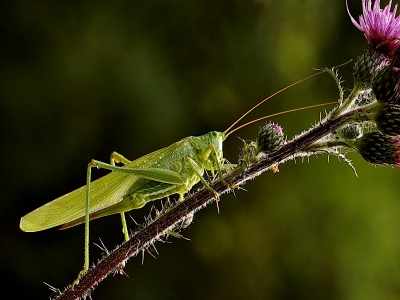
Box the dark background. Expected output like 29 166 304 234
3 0 400 299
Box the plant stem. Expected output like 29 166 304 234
54 110 355 300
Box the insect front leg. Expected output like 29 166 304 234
186 157 220 202
208 144 225 181
110 151 132 242
209 144 238 190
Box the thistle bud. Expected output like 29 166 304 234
256 122 285 155
372 64 400 103
337 124 363 140
354 49 391 89
375 104 400 136
353 132 400 166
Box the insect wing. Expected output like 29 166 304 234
20 171 137 232
20 139 191 232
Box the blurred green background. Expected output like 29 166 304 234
3 0 400 299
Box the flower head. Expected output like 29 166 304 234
372 63 400 102
375 104 400 135
238 122 285 168
256 122 285 155
354 132 400 166
347 0 400 55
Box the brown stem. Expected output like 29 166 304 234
54 111 354 300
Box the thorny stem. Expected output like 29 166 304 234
54 110 356 300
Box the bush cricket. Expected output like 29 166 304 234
19 69 334 278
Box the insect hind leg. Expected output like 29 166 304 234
74 157 118 285
111 151 131 165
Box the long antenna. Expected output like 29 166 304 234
225 102 336 137
223 60 352 135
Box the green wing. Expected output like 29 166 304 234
20 139 193 232
20 171 138 232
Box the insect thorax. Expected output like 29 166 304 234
187 131 225 171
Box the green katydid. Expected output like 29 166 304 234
19 70 333 278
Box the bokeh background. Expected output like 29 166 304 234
3 0 400 299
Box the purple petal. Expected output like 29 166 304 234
347 0 400 53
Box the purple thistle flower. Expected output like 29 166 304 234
347 0 400 55
271 123 283 133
